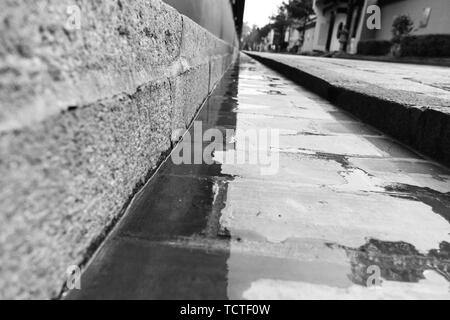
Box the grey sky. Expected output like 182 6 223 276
243 0 286 27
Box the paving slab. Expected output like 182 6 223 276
245 52 450 168
67 54 450 300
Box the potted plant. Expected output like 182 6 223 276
391 14 414 57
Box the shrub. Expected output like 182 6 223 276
391 14 414 44
400 34 450 57
357 40 392 55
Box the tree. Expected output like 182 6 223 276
259 23 272 39
242 23 273 51
242 25 259 50
270 5 289 33
285 0 314 22
241 22 252 39
283 0 314 50
391 14 414 57
269 5 290 51
242 0 315 52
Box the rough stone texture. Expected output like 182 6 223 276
0 0 238 299
0 81 172 299
64 55 450 301
173 62 210 129
0 0 184 132
210 55 226 91
246 52 450 167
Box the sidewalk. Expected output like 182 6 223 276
334 52 450 68
245 52 450 167
66 55 450 300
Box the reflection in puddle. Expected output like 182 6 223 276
385 183 450 224
67 59 243 300
242 271 450 300
227 251 352 299
262 90 286 96
331 239 450 285
236 237 450 300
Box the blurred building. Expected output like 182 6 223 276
260 29 280 52
285 15 317 53
369 0 450 40
299 0 450 54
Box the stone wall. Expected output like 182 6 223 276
163 0 240 46
0 0 238 299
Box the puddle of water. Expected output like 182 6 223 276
329 238 450 288
242 271 450 299
262 90 286 96
67 54 450 300
67 59 244 300
236 103 270 110
385 184 450 224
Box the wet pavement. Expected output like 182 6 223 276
67 54 450 300
246 52 450 107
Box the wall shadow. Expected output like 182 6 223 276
66 61 241 299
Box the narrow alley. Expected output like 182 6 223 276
67 54 450 300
